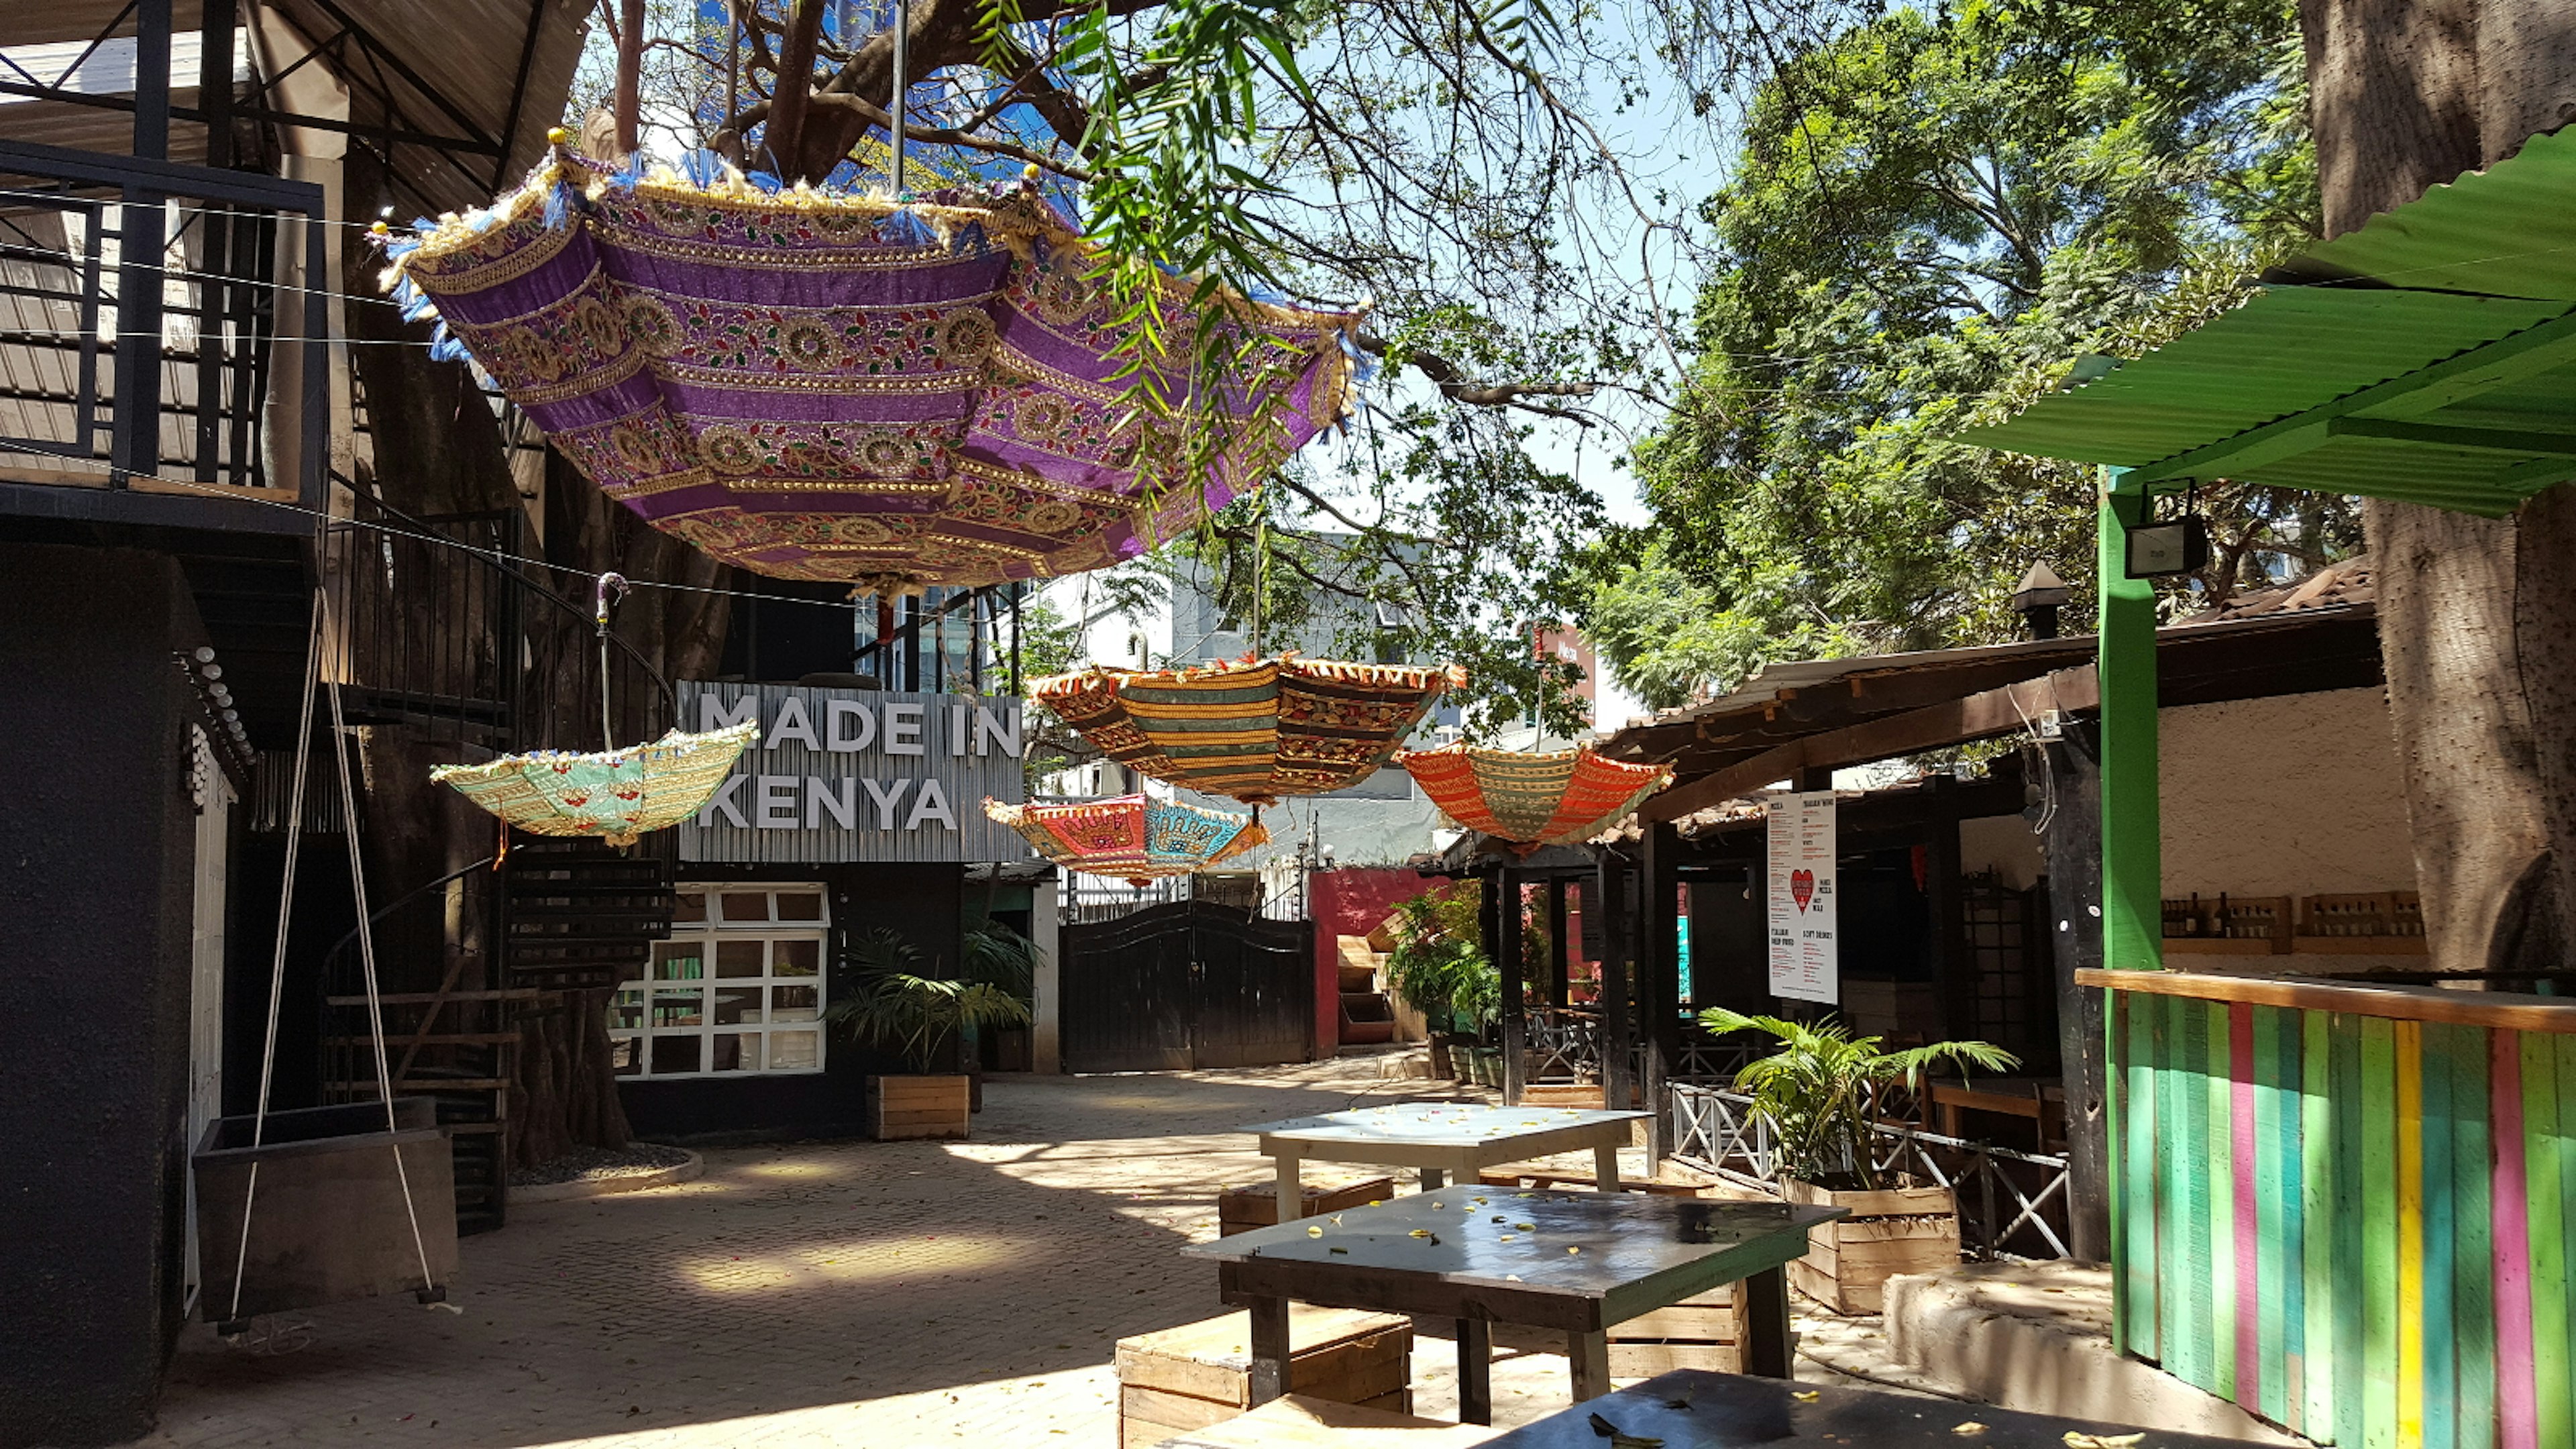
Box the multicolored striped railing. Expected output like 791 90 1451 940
2086 969 2576 1448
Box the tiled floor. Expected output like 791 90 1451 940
140 1060 1904 1447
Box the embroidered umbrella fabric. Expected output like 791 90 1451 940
984 793 1269 885
430 721 759 847
382 151 1358 594
1397 743 1673 849
1036 655 1464 806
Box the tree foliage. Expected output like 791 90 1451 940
1605 0 2354 705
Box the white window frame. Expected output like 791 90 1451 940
609 883 830 1080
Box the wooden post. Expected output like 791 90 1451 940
2040 722 2112 1263
2096 470 2161 1354
1924 774 1975 1042
1500 866 1527 1105
1598 852 1635 1112
1739 1265 1793 1378
1247 1293 1290 1406
1642 821 1683 1164
1546 875 1570 1006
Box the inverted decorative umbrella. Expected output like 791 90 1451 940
1036 655 1465 806
1396 743 1674 851
431 720 758 848
983 794 1269 885
381 148 1358 594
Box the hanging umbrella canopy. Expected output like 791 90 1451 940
1397 742 1673 850
430 720 757 847
382 150 1359 594
1036 655 1465 806
984 793 1269 885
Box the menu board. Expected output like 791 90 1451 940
1766 790 1839 1004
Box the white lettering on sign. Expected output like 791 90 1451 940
861 776 912 828
826 699 874 752
973 708 1017 757
807 776 856 829
882 702 924 756
766 696 820 751
756 775 799 829
1764 790 1839 1005
700 694 759 732
699 773 750 828
907 778 957 830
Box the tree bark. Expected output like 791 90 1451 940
2302 0 2576 976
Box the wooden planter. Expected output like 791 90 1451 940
1115 1306 1413 1449
1216 1175 1396 1236
1783 1177 1959 1314
1608 1283 1746 1376
869 1073 972 1140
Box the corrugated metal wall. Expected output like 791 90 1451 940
676 681 1031 865
2110 991 2576 1449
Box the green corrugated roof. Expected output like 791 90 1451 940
1960 127 2576 515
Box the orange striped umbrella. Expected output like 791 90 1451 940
1396 743 1672 849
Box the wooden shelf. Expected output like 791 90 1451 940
2161 936 2281 955
2076 967 2576 1033
2290 935 2430 955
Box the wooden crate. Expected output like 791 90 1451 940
1517 1082 1605 1108
1783 1178 1959 1314
1607 1283 1744 1377
1138 1392 1497 1448
1218 1175 1395 1235
868 1073 971 1141
1116 1307 1413 1449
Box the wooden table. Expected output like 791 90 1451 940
1479 1368 2262 1447
1181 1190 1839 1425
1244 1103 1649 1218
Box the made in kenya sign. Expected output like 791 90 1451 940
677 681 1029 864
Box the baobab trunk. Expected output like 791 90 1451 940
2301 0 2576 975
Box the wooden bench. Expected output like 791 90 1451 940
1146 1393 1497 1448
1117 1307 1414 1449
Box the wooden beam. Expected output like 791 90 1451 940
2075 968 2576 1034
1642 666 2099 823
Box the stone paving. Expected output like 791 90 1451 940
141 1059 1912 1448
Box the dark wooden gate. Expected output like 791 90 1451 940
1060 901 1314 1073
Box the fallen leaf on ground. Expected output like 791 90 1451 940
2062 1435 2143 1449
1792 1391 1821 1403
1952 1423 1988 1436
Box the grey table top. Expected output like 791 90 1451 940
1244 1102 1647 1156
1482 1369 2257 1447
1183 1189 1839 1332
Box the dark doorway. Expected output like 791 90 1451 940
1059 901 1314 1072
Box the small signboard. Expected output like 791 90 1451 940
1766 790 1839 1004
677 681 1029 864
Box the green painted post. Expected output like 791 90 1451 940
2098 475 2163 975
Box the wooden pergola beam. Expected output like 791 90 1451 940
1640 665 2100 823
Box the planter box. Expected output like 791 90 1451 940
1218 1175 1396 1236
1783 1177 1959 1314
1609 1283 1746 1377
1115 1306 1413 1449
869 1073 972 1140
1428 1032 1470 1079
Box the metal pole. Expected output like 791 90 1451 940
888 0 908 192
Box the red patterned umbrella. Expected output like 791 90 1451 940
983 794 1268 885
1397 743 1673 849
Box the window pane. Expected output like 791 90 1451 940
608 989 645 1031
650 1034 703 1075
719 890 771 922
772 938 820 977
711 1033 761 1073
769 1030 819 1070
775 891 824 922
652 988 704 1028
714 986 764 1026
771 984 820 1022
653 942 705 980
673 890 707 924
715 940 766 978
610 1036 641 1076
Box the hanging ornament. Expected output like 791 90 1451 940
1036 654 1464 806
378 146 1359 594
983 793 1269 885
1397 742 1673 851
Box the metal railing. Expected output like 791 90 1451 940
1668 1082 2073 1261
1526 1004 1601 1080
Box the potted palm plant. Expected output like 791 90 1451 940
1698 1007 2016 1313
832 926 1031 1141
1386 885 1499 1080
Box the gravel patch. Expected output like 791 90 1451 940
510 1141 695 1187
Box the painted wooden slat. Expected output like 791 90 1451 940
2306 1008 2339 1440
2419 1022 2459 1449
2560 1036 2576 1449
2277 1006 2308 1436
2363 1016 2399 1449
2396 1020 2425 1449
2161 991 2190 1377
2455 1026 2496 1449
2493 1030 2537 1449
2127 988 2161 1356
2253 1004 2290 1428
2109 990 2130 1357
2180 998 2217 1393
2334 1013 2367 1449
2526 1033 2571 1449
2211 999 2239 1404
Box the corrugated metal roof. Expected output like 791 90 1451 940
1961 126 2576 516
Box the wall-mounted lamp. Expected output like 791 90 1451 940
2010 561 2073 639
2125 492 2210 579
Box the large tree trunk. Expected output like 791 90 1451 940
2302 0 2576 976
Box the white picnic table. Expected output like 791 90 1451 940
1241 1102 1649 1219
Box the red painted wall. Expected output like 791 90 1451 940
1308 867 1454 1055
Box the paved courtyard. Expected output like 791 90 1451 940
143 1060 1897 1448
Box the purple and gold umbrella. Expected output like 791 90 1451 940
382 150 1358 593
